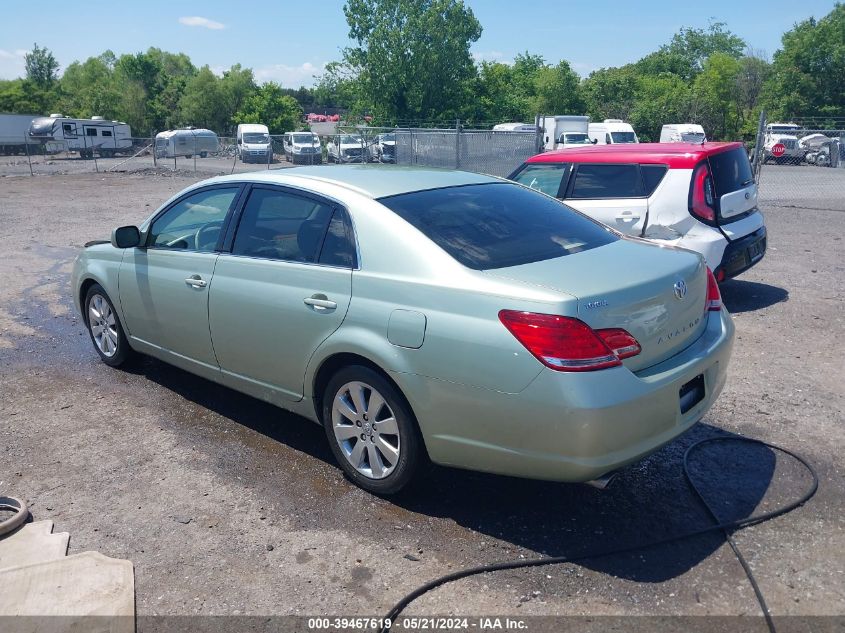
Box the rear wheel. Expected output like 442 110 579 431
323 366 423 495
84 284 132 367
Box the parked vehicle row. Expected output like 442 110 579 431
73 165 733 494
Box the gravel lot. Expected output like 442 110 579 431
0 166 843 628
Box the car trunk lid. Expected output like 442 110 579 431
483 240 709 371
709 146 758 222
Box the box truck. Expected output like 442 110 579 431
0 113 41 155
537 115 592 150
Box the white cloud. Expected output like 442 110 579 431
472 50 509 64
253 62 326 88
0 48 26 80
178 16 225 30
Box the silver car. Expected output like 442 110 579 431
72 166 734 494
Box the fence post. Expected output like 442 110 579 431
23 135 33 176
193 132 197 172
152 132 157 168
455 119 461 170
753 109 767 184
267 135 272 170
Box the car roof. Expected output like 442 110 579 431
525 142 744 168
207 165 500 199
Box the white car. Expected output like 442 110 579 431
510 142 766 281
374 133 396 163
327 134 367 163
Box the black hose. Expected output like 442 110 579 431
380 436 818 633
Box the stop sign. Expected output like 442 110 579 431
771 143 786 157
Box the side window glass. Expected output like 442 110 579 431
641 164 668 196
149 187 239 251
569 164 644 199
511 163 569 197
86 128 98 136
318 209 356 268
232 188 334 262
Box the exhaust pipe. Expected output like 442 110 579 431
584 471 618 490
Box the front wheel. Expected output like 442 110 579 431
84 284 132 367
323 366 424 495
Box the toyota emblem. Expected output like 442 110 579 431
673 280 687 300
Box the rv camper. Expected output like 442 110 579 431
155 128 219 159
27 114 132 158
493 122 536 132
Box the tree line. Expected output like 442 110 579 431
1 1 842 140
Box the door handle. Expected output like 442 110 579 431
185 275 207 288
615 211 640 222
304 295 337 310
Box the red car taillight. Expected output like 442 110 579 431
690 163 716 223
706 267 722 311
498 310 641 372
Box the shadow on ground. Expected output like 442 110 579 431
720 279 788 313
126 354 776 585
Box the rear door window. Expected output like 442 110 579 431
509 163 569 197
708 147 754 195
378 182 616 270
640 164 668 195
569 164 644 199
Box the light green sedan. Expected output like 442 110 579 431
72 166 734 494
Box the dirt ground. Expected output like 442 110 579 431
0 168 843 629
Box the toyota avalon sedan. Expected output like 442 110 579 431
72 166 734 494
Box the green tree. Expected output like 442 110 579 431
660 21 745 80
24 43 60 88
234 83 303 133
179 66 229 132
692 52 743 139
340 0 482 122
531 60 584 116
57 54 121 119
629 74 691 141
582 66 639 122
763 3 845 120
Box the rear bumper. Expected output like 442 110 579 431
401 309 734 482
715 226 767 280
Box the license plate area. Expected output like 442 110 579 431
747 236 766 263
679 374 705 414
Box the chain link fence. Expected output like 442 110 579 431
752 112 845 212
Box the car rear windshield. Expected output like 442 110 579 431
378 183 617 270
709 147 754 195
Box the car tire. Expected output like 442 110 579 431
322 366 424 495
83 284 132 367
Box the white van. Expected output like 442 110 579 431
282 131 322 164
660 124 707 143
588 119 639 145
237 123 272 163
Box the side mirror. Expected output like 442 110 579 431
592 138 598 144
111 225 141 249
237 138 242 144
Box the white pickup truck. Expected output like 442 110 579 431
763 123 803 163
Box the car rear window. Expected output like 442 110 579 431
709 147 754 195
510 163 569 197
378 183 617 270
569 164 644 198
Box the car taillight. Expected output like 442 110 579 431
706 267 722 311
498 310 640 372
690 163 716 222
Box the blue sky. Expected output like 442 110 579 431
0 0 838 86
